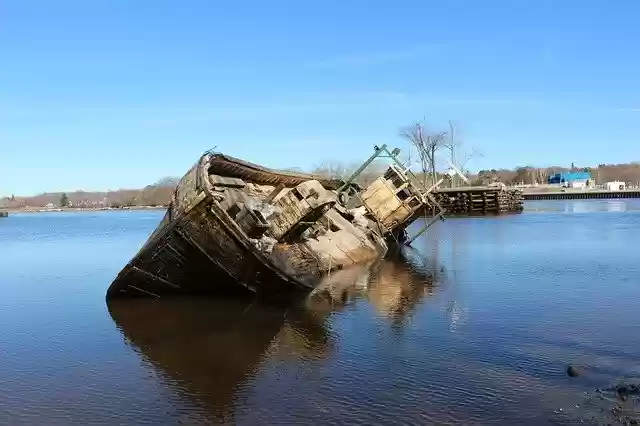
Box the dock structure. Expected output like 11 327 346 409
523 189 640 201
432 187 524 215
0 211 7 218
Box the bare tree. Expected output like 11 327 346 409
442 120 482 187
312 161 352 180
457 147 483 184
312 160 387 187
399 120 446 186
443 120 460 187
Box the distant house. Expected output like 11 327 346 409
547 171 592 187
45 202 55 208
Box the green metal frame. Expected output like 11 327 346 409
337 144 388 196
336 144 447 246
337 144 410 196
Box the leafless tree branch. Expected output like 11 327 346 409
399 120 446 185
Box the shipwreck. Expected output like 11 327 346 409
106 145 451 301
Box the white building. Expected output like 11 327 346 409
569 180 587 189
605 181 626 191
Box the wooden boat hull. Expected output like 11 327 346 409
106 147 433 302
107 156 320 301
107 200 312 300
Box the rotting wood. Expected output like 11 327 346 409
209 174 246 188
128 285 160 298
106 147 446 302
131 266 181 288
432 187 523 215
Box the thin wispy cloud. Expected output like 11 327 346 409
138 95 543 127
140 94 634 127
139 91 410 126
418 97 544 107
307 43 448 69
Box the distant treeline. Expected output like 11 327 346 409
470 163 640 186
311 161 640 187
1 177 179 209
3 161 640 210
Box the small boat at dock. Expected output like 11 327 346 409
106 146 446 302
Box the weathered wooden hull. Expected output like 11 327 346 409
207 153 349 190
107 156 321 301
107 199 313 300
106 148 436 302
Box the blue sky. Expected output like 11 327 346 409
1 1 639 195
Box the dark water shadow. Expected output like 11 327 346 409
107 296 332 423
107 250 441 423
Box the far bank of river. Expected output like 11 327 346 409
1 205 167 214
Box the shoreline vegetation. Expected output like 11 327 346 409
1 177 178 212
2 118 639 212
3 165 640 213
3 205 167 214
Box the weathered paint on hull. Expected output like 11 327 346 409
107 194 316 301
106 151 417 302
107 153 351 301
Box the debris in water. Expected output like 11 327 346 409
567 365 583 377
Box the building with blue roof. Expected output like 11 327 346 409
547 171 592 187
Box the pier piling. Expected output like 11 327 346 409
433 187 524 215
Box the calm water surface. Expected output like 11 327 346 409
1 200 640 425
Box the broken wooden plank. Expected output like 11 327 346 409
209 174 246 188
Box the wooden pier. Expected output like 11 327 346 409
432 187 524 215
523 190 640 201
0 211 8 218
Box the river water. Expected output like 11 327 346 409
1 200 640 425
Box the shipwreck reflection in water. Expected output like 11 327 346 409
108 297 332 424
308 247 440 324
107 250 440 422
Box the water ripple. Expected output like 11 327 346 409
2 206 640 424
